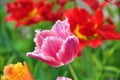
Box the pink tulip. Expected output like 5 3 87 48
27 18 79 67
57 76 72 80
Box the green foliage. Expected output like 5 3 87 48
0 1 120 80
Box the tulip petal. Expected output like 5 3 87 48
83 0 100 11
57 76 72 80
57 35 79 64
92 8 104 26
52 18 71 39
87 39 103 48
27 52 63 67
35 30 57 49
27 19 80 67
41 36 64 61
98 25 120 39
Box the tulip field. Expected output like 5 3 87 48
0 0 120 80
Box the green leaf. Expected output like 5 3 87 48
0 55 5 71
103 48 115 65
104 66 120 73
33 21 53 30
6 55 16 65
92 54 102 70
64 1 75 10
82 47 93 78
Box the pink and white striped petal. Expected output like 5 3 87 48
27 19 80 67
41 36 64 61
27 52 63 67
35 30 57 49
57 35 79 64
52 18 71 39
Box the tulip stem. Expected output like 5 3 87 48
67 64 78 80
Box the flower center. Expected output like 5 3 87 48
94 23 98 29
20 8 41 22
74 25 88 40
74 25 99 40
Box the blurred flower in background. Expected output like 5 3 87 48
56 0 68 7
6 0 64 28
1 62 34 80
64 7 120 55
6 0 41 28
82 0 107 11
104 0 120 7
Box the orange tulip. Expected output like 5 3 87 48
1 62 34 80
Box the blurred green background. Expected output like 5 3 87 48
0 0 120 80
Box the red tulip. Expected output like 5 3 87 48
64 7 120 55
6 0 63 28
104 0 120 7
82 0 107 11
56 0 68 6
6 0 42 28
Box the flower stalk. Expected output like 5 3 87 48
67 64 78 80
